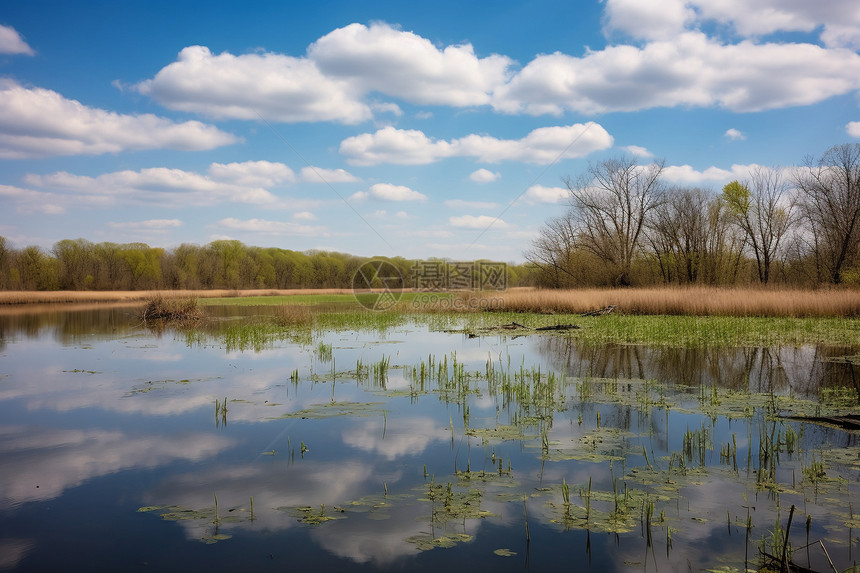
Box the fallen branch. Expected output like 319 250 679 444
581 305 616 317
535 324 580 331
780 414 860 431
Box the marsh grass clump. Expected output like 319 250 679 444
272 305 313 326
314 341 333 362
140 295 205 323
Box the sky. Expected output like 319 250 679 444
1 0 859 263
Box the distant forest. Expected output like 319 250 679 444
0 236 537 291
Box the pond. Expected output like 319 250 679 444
0 304 859 572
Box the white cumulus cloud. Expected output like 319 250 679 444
524 185 568 204
624 145 653 157
108 219 182 230
136 23 511 124
0 184 66 214
603 0 860 50
23 164 281 209
603 0 693 40
7 160 330 214
0 25 34 55
847 122 860 138
0 80 238 158
207 161 296 187
350 183 426 201
136 45 371 124
299 166 359 183
340 127 453 165
724 128 746 141
693 0 860 49
308 22 511 107
449 214 508 229
662 163 762 184
469 168 501 183
492 32 860 115
340 123 613 165
131 17 860 124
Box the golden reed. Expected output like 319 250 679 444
468 287 860 318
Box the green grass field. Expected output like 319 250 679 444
194 292 859 348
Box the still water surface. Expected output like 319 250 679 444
0 305 858 572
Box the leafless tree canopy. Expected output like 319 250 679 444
722 166 797 284
526 144 860 288
645 187 744 285
523 211 580 287
565 157 666 286
794 143 860 284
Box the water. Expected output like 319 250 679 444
0 305 858 572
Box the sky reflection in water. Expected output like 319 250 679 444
0 306 858 572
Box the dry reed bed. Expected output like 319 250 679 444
472 287 860 317
0 289 356 305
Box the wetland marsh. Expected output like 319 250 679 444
0 298 859 572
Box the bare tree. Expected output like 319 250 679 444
524 211 580 287
566 156 665 286
793 143 860 284
722 166 796 284
0 236 9 289
646 187 711 284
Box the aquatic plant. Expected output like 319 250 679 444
214 397 228 428
314 341 333 363
139 295 204 323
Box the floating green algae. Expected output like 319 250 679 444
137 503 249 543
625 464 714 493
819 445 860 473
454 468 517 486
417 481 497 524
338 492 413 520
270 400 386 419
671 384 860 421
279 504 345 526
539 427 636 463
406 533 473 551
466 423 532 443
538 481 670 535
125 376 218 396
493 548 517 556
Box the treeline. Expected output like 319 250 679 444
527 143 860 288
0 237 536 291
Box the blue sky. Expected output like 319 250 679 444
1 0 859 263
